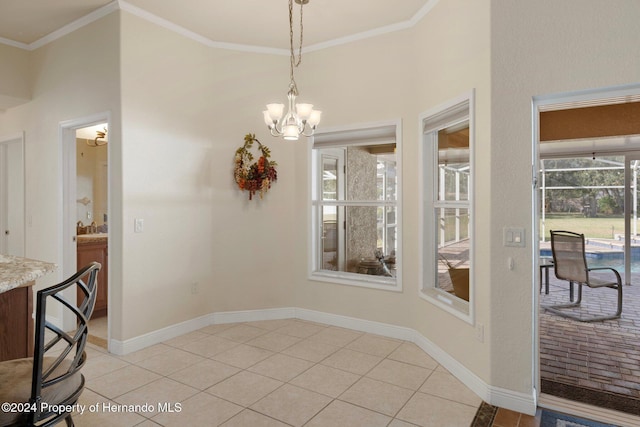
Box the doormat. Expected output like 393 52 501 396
541 409 618 427
470 401 497 427
542 379 640 416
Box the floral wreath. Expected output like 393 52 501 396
234 134 278 200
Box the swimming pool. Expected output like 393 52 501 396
540 249 640 273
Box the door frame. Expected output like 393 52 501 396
624 155 640 286
532 83 640 415
59 112 111 346
0 132 25 257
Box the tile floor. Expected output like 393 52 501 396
75 319 483 426
490 407 541 427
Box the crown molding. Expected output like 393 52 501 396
0 36 29 50
1 0 440 54
28 1 120 51
117 1 289 56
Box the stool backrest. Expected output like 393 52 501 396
28 262 101 425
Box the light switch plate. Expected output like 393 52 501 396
134 218 144 233
504 227 525 247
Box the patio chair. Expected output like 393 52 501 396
544 230 622 322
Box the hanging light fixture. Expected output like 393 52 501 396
86 128 107 147
263 0 321 141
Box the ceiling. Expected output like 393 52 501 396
0 0 433 50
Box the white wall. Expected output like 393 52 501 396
119 12 300 339
0 12 121 321
292 0 493 383
0 43 30 109
489 0 640 394
3 0 638 411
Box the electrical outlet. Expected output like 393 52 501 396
191 282 198 294
134 218 144 233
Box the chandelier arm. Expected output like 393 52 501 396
269 126 284 137
301 125 316 137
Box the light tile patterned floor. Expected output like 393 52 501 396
75 319 481 426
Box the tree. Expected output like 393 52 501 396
542 157 624 216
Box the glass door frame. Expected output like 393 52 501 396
624 154 640 285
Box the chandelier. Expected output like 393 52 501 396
263 0 321 141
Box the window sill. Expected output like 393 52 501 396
419 288 473 324
310 270 401 292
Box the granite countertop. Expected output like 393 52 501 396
77 233 108 244
0 254 57 293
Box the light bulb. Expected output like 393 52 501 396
308 110 322 127
266 103 285 121
283 124 299 140
296 103 314 121
263 111 274 127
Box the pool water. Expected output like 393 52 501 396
540 249 640 273
586 258 640 273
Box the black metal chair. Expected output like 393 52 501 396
0 262 101 426
544 230 622 322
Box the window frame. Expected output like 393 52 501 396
419 91 475 324
309 120 402 292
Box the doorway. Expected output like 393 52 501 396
534 88 640 416
0 133 25 257
60 114 110 350
75 123 109 348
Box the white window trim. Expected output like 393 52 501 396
419 90 475 324
308 119 403 292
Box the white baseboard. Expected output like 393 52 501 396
213 307 297 325
108 306 536 415
294 308 536 414
109 313 213 355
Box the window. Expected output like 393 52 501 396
421 92 474 321
311 123 401 290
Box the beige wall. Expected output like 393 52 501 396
0 43 30 109
0 13 121 323
290 0 493 383
2 0 639 408
490 0 640 393
119 12 299 338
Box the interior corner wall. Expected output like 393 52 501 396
118 11 301 340
0 12 121 323
0 43 30 109
292 0 493 386
490 0 640 394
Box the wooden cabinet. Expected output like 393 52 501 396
77 239 108 318
0 283 34 361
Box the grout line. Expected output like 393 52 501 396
83 319 486 426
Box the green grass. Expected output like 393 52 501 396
540 215 635 239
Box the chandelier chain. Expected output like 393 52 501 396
289 0 304 92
